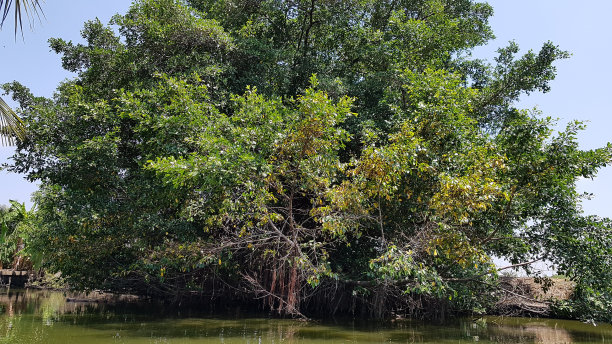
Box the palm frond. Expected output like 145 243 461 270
0 0 44 35
0 96 25 146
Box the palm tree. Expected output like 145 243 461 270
0 0 43 145
0 200 31 269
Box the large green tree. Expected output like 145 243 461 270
3 0 611 321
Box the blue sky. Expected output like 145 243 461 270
1 0 611 219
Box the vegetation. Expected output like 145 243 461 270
0 201 36 270
2 0 611 321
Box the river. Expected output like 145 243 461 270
0 289 610 343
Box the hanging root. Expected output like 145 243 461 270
242 272 308 319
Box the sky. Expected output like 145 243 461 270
1 1 611 220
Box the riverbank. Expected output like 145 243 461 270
19 272 578 321
493 277 575 317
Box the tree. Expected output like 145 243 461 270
3 0 611 321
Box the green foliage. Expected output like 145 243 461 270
549 217 612 323
0 200 35 269
3 0 611 321
48 0 233 103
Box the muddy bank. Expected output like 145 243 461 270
11 270 579 320
494 277 575 317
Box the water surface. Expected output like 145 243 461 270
0 289 610 343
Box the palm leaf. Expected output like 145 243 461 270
0 0 44 36
8 200 27 219
0 96 25 145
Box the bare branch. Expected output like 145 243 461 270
497 257 543 272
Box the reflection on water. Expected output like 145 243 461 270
0 289 610 343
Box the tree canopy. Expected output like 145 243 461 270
3 0 611 321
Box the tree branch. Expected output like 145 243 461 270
497 257 543 271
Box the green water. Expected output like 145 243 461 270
0 289 610 343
